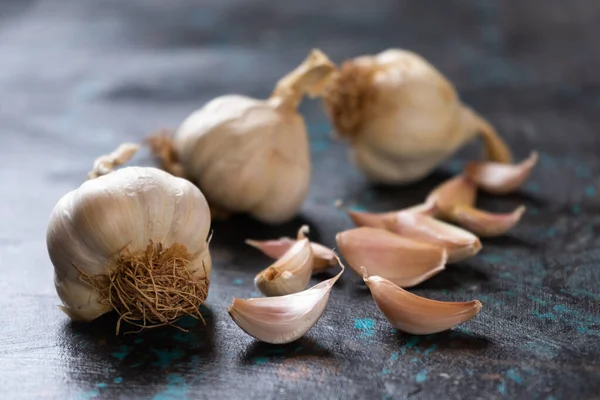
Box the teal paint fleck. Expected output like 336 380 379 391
177 317 198 329
532 310 556 321
553 305 569 313
424 344 438 355
134 338 144 344
111 345 130 361
354 318 376 337
233 278 243 285
415 369 428 383
497 382 506 395
446 160 463 174
498 272 513 279
391 328 398 334
411 358 419 363
114 377 123 384
95 383 108 389
572 204 582 215
564 289 600 301
482 254 504 264
528 295 547 305
78 389 99 400
266 348 286 355
390 352 399 361
253 357 269 365
585 186 596 197
381 368 391 375
529 207 539 216
348 205 368 212
294 345 304 352
506 369 522 384
152 374 188 400
311 139 330 153
152 348 185 369
525 182 540 193
546 396 557 400
465 368 474 377
546 227 557 238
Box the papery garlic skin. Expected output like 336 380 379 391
154 50 336 223
324 49 512 184
229 258 344 344
47 167 212 322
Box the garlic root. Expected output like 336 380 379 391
362 268 482 335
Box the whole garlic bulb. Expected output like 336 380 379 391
323 49 513 184
150 49 336 223
47 145 212 332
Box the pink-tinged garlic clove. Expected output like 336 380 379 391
387 212 482 263
362 268 482 335
449 205 526 237
464 152 539 195
336 227 447 287
426 175 477 219
245 237 297 260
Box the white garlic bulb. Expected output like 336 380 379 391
47 145 212 332
150 49 336 223
324 49 513 184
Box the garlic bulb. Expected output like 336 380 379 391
465 152 538 195
254 228 313 296
228 257 344 344
246 226 337 273
336 227 447 287
323 49 513 184
362 268 482 335
47 144 212 332
150 49 336 223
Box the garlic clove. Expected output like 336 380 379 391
387 212 482 263
426 175 477 219
464 152 539 195
246 226 337 274
342 208 393 229
229 258 345 344
362 268 482 335
254 235 313 296
336 227 447 287
449 205 526 237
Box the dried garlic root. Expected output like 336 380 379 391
149 49 336 224
323 49 512 184
47 144 212 333
228 256 345 344
362 268 482 335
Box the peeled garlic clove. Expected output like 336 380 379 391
388 212 481 263
362 268 482 335
426 175 477 219
449 205 526 237
336 227 447 287
48 145 212 332
246 226 337 274
229 259 345 344
323 49 512 184
465 152 539 195
254 236 313 296
149 49 336 224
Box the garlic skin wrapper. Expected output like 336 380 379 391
47 151 212 331
150 49 336 223
246 226 337 274
362 268 482 335
465 152 539 195
324 49 513 184
228 258 344 344
254 228 313 296
336 227 447 287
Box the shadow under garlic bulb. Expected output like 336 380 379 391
150 49 336 224
324 49 513 184
47 165 212 332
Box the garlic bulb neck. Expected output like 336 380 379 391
271 49 337 110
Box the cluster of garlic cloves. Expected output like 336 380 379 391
323 49 513 184
228 257 345 344
362 268 482 335
149 49 336 224
246 225 337 274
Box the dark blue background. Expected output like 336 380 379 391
1 1 599 399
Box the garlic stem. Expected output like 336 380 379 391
461 106 513 164
88 143 139 179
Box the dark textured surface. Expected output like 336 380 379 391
1 1 600 399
